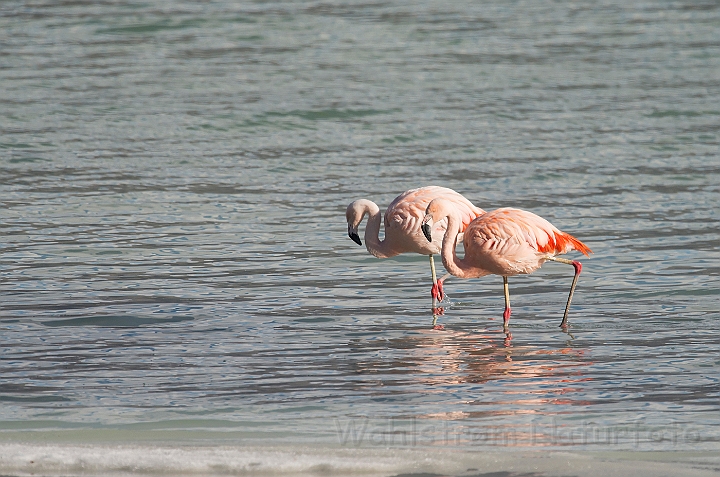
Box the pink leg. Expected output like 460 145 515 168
503 307 511 328
429 255 444 312
431 280 445 330
503 276 511 329
429 255 445 329
559 260 582 328
431 278 445 303
548 258 583 328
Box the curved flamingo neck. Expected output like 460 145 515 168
440 212 473 279
358 200 395 259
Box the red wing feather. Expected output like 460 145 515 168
472 208 592 257
537 231 592 257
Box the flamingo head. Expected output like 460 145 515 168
347 223 362 245
423 198 460 243
345 202 363 246
422 199 445 242
421 218 433 242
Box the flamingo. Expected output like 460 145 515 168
421 199 592 329
346 186 484 312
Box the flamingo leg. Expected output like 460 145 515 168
429 254 438 309
547 257 583 328
502 276 511 330
429 255 447 329
429 255 447 305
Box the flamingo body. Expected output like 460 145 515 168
460 208 592 277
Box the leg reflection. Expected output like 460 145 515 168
431 307 445 330
503 329 513 349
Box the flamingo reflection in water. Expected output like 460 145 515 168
409 328 593 435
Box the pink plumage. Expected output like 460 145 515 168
347 186 484 258
422 199 592 329
346 186 484 313
461 208 592 277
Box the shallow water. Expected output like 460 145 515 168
1 0 720 475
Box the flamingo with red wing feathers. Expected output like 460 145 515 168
421 199 592 329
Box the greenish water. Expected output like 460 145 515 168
1 0 719 475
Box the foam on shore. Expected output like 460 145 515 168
2 443 720 477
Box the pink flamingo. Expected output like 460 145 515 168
346 186 484 312
421 199 592 329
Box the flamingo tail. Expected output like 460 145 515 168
539 231 593 257
558 232 593 256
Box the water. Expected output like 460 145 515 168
1 0 719 475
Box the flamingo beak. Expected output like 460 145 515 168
348 224 362 246
421 216 433 242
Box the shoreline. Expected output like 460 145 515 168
2 442 720 477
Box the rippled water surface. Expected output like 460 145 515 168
1 0 720 474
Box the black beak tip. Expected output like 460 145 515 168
421 223 432 242
349 232 362 246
